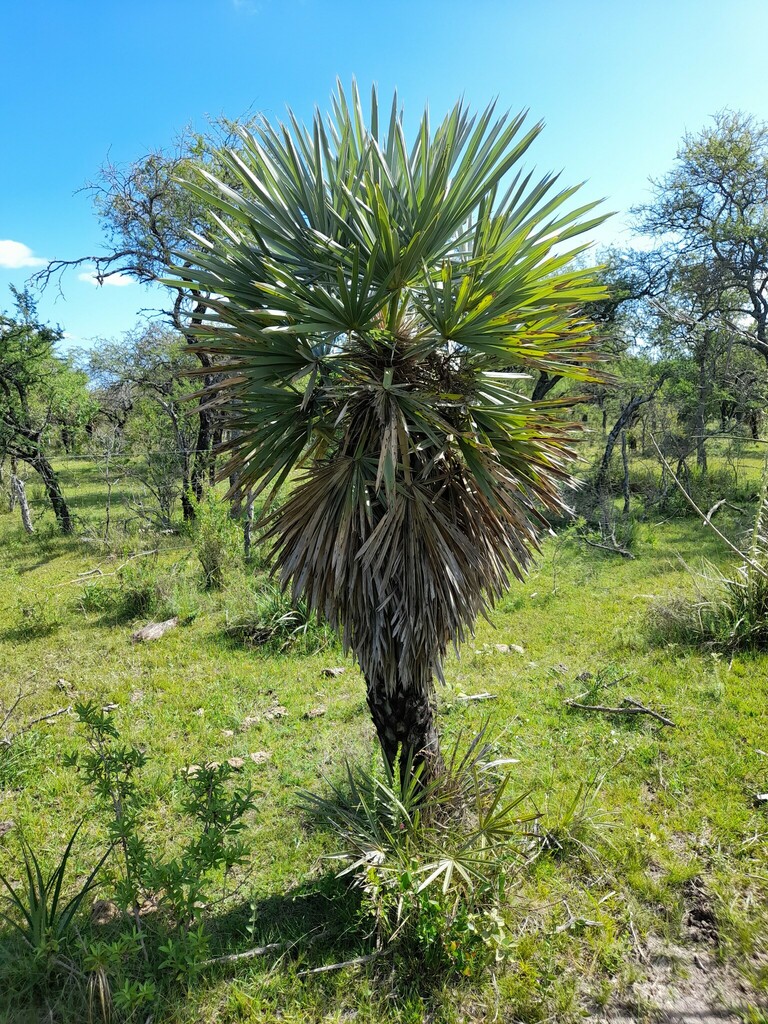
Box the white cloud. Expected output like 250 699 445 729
77 267 134 287
0 240 46 269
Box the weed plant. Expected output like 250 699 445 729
302 732 538 978
192 491 241 589
649 471 768 650
223 576 337 654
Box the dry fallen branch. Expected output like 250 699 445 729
582 537 635 559
564 696 675 727
13 705 72 736
200 928 329 968
0 685 27 735
297 951 382 976
1 680 70 744
200 940 285 967
555 916 603 934
60 549 159 587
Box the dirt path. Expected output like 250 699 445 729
589 878 766 1022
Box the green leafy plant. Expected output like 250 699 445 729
64 701 150 943
192 490 240 589
223 578 335 653
148 760 257 927
302 732 536 975
649 466 768 650
64 702 258 993
83 931 146 1024
0 822 109 958
535 775 616 863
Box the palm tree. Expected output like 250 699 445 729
169 83 607 778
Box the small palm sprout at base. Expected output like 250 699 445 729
168 81 608 781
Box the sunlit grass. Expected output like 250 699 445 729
0 455 766 1022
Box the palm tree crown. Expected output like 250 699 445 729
169 82 608 771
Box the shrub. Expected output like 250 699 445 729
223 577 336 653
192 492 241 589
13 595 62 639
78 556 200 624
648 472 768 650
301 733 537 977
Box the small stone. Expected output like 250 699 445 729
183 764 202 777
56 678 73 692
138 895 160 917
221 729 235 738
102 703 119 712
205 761 221 770
226 757 245 770
755 793 768 804
321 667 345 678
131 617 178 643
305 706 327 719
509 644 525 655
0 821 15 839
494 644 510 653
193 707 205 717
263 706 288 721
249 751 272 764
91 899 121 926
130 689 144 704
240 716 260 731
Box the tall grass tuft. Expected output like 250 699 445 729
301 731 537 976
649 468 768 650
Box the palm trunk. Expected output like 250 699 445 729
365 672 443 784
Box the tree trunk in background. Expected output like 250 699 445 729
531 371 562 402
595 377 669 497
695 354 709 474
7 457 17 512
243 492 256 562
11 476 34 534
621 430 631 515
190 407 212 505
750 409 760 440
27 453 72 534
365 673 443 785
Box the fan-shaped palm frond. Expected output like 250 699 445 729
167 81 608 775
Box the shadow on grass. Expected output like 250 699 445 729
209 872 364 964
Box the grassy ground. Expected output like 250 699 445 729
0 457 766 1022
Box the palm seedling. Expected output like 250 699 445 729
0 821 109 957
168 82 608 778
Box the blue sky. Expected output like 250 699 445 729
2 0 767 350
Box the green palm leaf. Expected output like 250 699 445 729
166 81 609 775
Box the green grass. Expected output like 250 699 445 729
0 457 766 1022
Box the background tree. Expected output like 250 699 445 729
169 84 607 777
87 324 199 523
33 120 259 508
0 288 93 533
635 110 768 368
